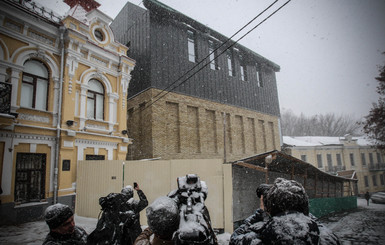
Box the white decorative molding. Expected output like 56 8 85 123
4 21 22 33
120 146 127 152
30 143 36 153
75 139 118 147
91 55 108 67
28 30 54 46
18 113 50 123
63 140 74 148
86 123 107 131
75 138 118 161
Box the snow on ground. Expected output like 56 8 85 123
0 198 384 244
319 198 385 244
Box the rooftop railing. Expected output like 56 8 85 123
8 0 62 23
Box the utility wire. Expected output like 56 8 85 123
142 0 292 112
150 0 279 102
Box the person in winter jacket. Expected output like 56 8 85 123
230 178 340 245
121 183 149 245
134 196 180 245
88 183 148 245
43 203 88 245
229 184 270 245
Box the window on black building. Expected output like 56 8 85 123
208 40 218 70
240 54 247 81
256 63 263 87
187 30 197 63
226 49 235 76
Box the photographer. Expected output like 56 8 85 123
88 183 148 245
168 174 218 245
230 178 340 245
121 183 149 245
229 183 271 245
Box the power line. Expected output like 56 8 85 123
150 0 279 102
142 0 292 112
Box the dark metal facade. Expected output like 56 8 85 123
111 0 281 116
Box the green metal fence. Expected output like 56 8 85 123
309 196 357 218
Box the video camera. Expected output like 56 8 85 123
173 174 213 245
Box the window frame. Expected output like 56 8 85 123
350 153 355 166
336 153 342 166
239 54 248 81
226 49 235 77
317 154 323 168
187 30 197 63
364 175 369 187
208 40 219 70
87 79 105 120
256 63 263 87
21 60 49 111
361 153 367 166
327 153 333 170
372 175 378 186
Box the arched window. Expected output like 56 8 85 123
87 79 104 120
21 60 49 110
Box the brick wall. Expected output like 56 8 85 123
126 88 281 161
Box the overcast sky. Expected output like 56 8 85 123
35 0 385 119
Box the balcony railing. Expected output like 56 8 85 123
8 0 62 23
0 82 11 114
369 163 385 171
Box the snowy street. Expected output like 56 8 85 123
319 198 385 245
0 198 384 244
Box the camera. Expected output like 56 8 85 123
173 174 213 245
256 183 272 198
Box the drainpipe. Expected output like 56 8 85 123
53 26 66 204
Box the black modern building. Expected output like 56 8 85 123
111 0 282 161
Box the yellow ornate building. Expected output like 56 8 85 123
0 0 135 224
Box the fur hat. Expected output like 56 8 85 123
146 196 180 239
266 178 309 216
45 203 74 229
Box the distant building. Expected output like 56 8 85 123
111 0 282 161
0 0 134 224
282 135 385 195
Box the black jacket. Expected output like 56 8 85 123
43 226 88 245
123 190 149 245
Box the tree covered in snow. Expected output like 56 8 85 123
281 109 361 137
362 52 385 150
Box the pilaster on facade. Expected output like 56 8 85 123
9 69 22 113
